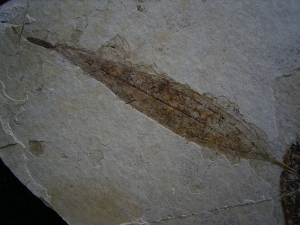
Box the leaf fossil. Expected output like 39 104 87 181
26 37 295 174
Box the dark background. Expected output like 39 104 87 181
0 158 68 225
0 0 9 6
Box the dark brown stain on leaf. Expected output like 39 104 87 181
26 36 294 173
280 143 300 225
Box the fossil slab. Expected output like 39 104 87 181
1 0 300 225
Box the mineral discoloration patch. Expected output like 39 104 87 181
28 140 44 156
280 142 300 225
26 36 293 173
49 181 142 225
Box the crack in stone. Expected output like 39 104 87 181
0 50 23 57
0 142 17 149
64 186 299 225
24 163 51 203
17 0 29 44
0 117 25 148
0 80 28 148
149 198 273 224
147 188 300 224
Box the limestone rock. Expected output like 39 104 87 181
1 1 300 224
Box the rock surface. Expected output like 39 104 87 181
0 0 300 224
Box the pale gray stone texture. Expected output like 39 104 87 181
1 0 300 224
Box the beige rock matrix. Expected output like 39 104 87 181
1 1 300 224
